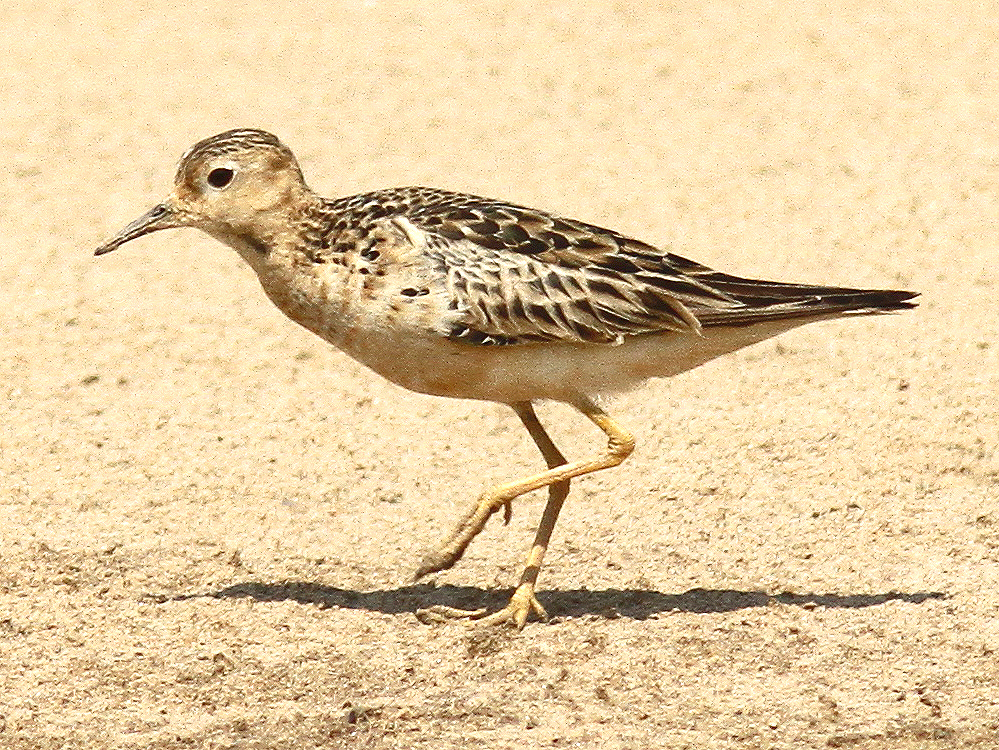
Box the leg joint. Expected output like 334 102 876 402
608 430 636 464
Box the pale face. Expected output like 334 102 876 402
95 130 310 257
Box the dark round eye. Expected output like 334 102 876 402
207 167 234 189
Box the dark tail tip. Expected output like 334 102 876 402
861 289 919 312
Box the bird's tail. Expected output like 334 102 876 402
694 285 918 327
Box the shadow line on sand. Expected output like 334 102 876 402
157 583 946 621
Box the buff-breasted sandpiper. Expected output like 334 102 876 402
96 129 918 628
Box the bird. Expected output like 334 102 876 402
95 128 918 628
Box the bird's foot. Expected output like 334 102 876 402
413 495 513 579
415 583 547 629
476 585 548 629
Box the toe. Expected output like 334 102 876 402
414 605 488 625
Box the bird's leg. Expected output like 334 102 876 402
417 402 569 623
485 402 570 624
415 397 635 628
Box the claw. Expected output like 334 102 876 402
413 550 452 581
414 584 547 629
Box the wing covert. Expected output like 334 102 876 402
379 188 734 345
319 186 899 348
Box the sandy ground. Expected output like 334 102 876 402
3 1 998 748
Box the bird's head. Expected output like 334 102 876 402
96 128 312 258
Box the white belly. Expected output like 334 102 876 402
334 317 821 404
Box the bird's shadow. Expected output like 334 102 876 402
158 581 945 621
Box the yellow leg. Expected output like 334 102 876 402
415 396 635 628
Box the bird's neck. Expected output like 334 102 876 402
205 190 324 270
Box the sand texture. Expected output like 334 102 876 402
2 2 997 748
